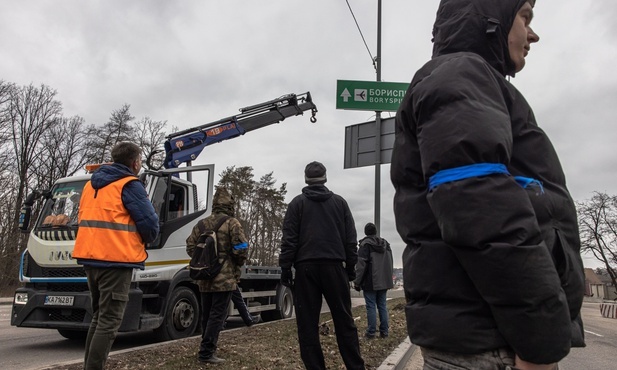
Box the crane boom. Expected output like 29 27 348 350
163 92 317 169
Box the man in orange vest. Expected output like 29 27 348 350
73 142 159 370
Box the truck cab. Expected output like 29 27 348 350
12 165 217 340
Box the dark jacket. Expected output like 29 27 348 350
354 236 394 291
76 163 159 269
186 188 248 292
390 0 585 364
279 185 357 271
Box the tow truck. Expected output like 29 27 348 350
11 92 316 340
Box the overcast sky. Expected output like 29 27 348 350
2 0 616 269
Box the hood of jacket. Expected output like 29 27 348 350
360 235 388 253
212 187 235 216
432 0 534 77
301 184 333 202
91 163 136 189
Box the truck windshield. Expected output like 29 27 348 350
36 180 88 229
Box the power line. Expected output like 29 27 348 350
344 0 376 70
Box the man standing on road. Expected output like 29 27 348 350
186 187 248 364
73 142 159 370
279 161 365 370
391 1 585 369
353 222 393 339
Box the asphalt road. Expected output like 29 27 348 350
5 291 610 370
0 303 166 370
402 301 617 370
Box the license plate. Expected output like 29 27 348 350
44 295 74 306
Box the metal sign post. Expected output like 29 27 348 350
338 0 410 236
375 0 382 235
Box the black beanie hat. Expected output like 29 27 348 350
305 161 327 184
364 222 377 236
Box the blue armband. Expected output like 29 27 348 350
233 242 248 251
428 163 543 193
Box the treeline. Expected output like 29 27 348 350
0 80 287 293
218 166 287 266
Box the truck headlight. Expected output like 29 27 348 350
14 292 28 305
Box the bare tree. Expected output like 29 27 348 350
31 115 91 190
88 104 135 163
0 80 16 177
134 116 168 170
8 84 62 228
0 83 62 290
577 191 617 294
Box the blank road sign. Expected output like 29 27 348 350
344 117 395 169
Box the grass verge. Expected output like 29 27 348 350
51 296 408 370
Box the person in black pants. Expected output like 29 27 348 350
279 161 364 370
186 188 249 364
228 286 258 327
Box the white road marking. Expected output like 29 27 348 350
584 330 603 337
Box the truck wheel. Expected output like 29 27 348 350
154 286 200 341
261 284 293 321
57 329 87 340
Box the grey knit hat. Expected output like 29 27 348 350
305 161 327 184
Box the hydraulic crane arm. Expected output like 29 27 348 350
162 92 317 169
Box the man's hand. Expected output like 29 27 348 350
514 355 558 370
280 268 293 288
354 284 362 292
346 267 356 281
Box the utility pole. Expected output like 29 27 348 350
374 0 382 236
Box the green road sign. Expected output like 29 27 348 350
336 80 409 112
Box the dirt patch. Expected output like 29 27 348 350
50 297 408 370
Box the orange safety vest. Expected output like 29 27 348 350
73 176 147 263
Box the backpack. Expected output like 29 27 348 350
189 216 230 280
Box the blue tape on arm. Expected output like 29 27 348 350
233 242 248 251
429 163 509 190
428 163 544 194
514 176 544 194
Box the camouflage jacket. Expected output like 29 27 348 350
186 212 248 292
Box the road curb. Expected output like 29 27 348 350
378 337 415 370
0 297 12 305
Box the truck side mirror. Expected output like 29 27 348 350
19 190 46 232
18 204 32 232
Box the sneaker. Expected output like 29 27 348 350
199 355 226 364
365 333 376 339
380 333 389 338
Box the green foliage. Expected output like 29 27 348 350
218 166 287 266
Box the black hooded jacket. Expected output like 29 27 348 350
354 236 394 291
390 0 585 364
279 185 358 270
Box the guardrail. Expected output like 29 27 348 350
600 302 617 319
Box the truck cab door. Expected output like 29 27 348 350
144 164 215 249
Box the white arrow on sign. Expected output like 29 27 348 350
340 88 352 102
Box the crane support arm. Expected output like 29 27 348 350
163 92 317 168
